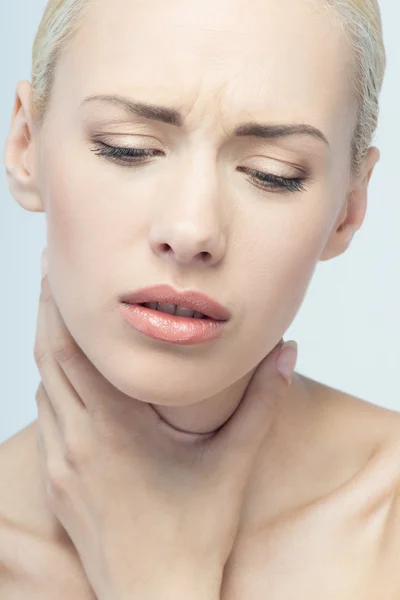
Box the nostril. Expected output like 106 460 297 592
200 251 211 260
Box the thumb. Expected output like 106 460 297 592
213 339 298 473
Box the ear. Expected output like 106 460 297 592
319 146 380 262
4 80 44 213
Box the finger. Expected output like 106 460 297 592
35 382 82 529
34 275 87 438
35 382 65 477
35 385 91 555
212 339 298 477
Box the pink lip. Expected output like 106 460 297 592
120 284 231 321
119 303 227 345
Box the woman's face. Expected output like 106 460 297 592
34 0 357 405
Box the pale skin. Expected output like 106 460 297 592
32 265 295 600
2 0 400 597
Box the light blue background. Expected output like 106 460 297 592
1 1 399 443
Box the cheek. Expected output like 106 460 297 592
42 144 134 284
44 153 104 256
241 207 328 345
41 147 132 335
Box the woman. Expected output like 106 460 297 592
1 0 399 597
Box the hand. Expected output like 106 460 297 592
34 253 298 600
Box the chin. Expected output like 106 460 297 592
72 327 232 406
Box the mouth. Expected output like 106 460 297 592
120 284 231 322
119 300 228 345
135 302 208 320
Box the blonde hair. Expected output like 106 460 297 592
31 0 387 177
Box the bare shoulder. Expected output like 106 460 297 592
300 373 400 498
0 424 95 598
251 374 400 548
313 381 400 587
226 378 400 600
0 422 58 540
301 372 400 442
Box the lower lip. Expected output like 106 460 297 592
119 303 227 345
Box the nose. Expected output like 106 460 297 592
150 222 227 267
148 168 228 267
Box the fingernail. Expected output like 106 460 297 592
276 341 298 385
41 250 48 278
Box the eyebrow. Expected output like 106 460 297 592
81 94 330 148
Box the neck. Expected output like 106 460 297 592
150 365 301 436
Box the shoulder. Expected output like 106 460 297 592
301 373 400 448
296 376 400 578
0 424 95 597
241 373 400 529
290 373 400 497
302 373 400 503
0 422 63 542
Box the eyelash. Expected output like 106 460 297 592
89 141 309 194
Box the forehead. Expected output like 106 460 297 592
53 0 355 141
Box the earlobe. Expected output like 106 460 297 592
319 189 366 262
319 147 380 262
4 80 44 213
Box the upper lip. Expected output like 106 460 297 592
120 284 231 321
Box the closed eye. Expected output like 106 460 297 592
89 141 309 194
